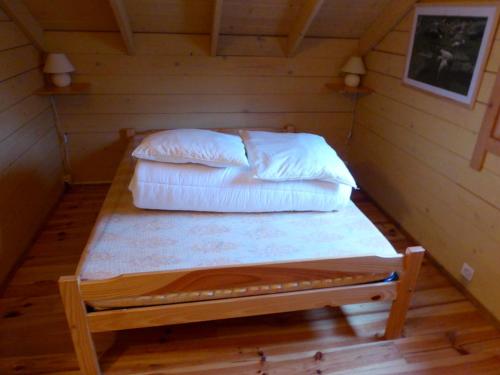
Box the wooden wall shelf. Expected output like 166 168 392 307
35 83 91 96
325 83 373 95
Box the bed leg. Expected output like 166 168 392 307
59 276 101 375
385 246 425 339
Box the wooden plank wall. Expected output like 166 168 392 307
45 32 358 182
351 8 500 319
0 13 63 284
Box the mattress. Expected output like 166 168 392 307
129 159 352 212
78 137 399 308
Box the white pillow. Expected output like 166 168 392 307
241 130 357 188
132 129 249 168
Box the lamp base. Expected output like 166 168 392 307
51 73 71 88
344 74 360 88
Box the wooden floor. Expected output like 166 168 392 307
1 185 499 374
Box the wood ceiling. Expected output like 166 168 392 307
22 0 391 37
3 0 416 56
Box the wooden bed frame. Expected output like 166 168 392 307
58 126 425 375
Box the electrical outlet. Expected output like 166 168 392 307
460 262 474 282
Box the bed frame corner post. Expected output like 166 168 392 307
385 246 425 340
59 275 101 375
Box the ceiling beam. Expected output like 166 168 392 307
358 0 417 56
287 0 325 57
0 0 46 52
211 0 223 56
109 0 135 55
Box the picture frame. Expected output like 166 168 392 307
403 4 499 107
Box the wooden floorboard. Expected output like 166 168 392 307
0 185 499 374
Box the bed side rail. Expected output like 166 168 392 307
78 255 404 302
86 281 398 333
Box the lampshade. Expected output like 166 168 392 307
43 53 75 74
341 56 366 75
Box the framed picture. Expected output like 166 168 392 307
403 4 499 107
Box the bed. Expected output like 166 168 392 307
59 126 424 375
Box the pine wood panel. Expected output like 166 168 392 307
354 106 500 244
0 44 39 81
0 18 62 285
0 21 29 50
124 0 213 34
20 0 394 39
0 108 55 173
219 35 287 57
375 30 409 55
307 0 392 38
221 35 358 58
220 0 303 36
72 74 342 95
1 185 499 374
0 68 43 112
0 0 47 51
65 53 348 77
66 132 129 183
55 93 353 115
350 125 500 319
287 0 325 56
0 94 49 143
357 0 417 56
109 0 135 55
365 50 405 78
45 31 210 56
364 71 487 133
357 92 500 177
0 129 63 282
352 4 500 321
210 0 223 56
394 12 413 32
59 112 352 134
0 127 60 203
23 0 118 31
45 31 358 59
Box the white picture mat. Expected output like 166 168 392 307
403 5 498 106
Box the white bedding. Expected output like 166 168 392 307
241 130 357 188
129 159 352 213
78 139 399 281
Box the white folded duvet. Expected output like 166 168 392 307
129 160 352 213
